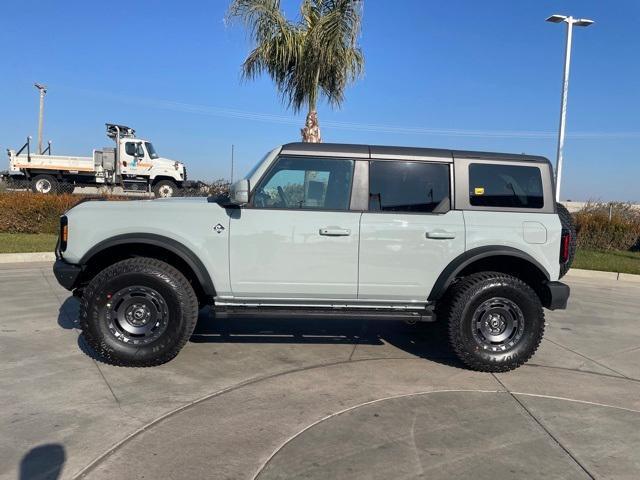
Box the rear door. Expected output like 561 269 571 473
358 160 465 301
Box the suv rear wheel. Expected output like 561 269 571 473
443 272 544 372
80 257 199 367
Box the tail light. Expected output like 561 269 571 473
60 216 68 252
560 229 570 264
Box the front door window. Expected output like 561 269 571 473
252 156 354 210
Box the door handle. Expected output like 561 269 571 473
426 230 456 240
319 227 351 236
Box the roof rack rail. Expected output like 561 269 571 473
106 123 136 140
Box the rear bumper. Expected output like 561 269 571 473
543 281 570 310
53 259 82 291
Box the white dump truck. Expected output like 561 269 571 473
2 124 195 197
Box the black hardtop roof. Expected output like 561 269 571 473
281 142 550 164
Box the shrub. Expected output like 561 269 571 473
0 192 131 234
0 192 79 234
573 202 640 251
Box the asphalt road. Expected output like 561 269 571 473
1 262 639 480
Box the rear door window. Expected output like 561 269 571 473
368 161 450 213
469 163 544 209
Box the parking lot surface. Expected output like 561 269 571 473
1 262 639 479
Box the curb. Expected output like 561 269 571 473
0 252 56 263
0 253 638 284
564 268 640 283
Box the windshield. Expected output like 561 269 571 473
145 142 159 159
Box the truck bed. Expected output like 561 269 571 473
10 153 95 173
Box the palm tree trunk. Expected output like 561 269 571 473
301 110 322 143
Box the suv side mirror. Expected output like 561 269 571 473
230 179 249 205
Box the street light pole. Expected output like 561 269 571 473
546 15 593 202
34 83 47 154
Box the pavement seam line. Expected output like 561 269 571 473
510 392 640 415
251 389 505 480
71 356 418 479
544 337 633 380
492 374 596 480
527 362 640 384
41 270 124 408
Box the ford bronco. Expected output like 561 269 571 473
53 143 575 372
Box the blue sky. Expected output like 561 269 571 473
1 0 638 201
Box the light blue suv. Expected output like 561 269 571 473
53 143 575 371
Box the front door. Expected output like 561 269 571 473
358 160 465 301
229 155 360 299
120 141 146 175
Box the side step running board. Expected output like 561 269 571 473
213 306 436 323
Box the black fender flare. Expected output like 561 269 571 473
428 246 551 301
79 233 215 296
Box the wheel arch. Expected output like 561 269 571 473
78 233 215 301
151 176 180 186
428 246 551 302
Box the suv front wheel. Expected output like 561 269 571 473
80 257 199 367
443 272 544 372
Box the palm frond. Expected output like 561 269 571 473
228 0 364 114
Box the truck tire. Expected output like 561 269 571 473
79 257 199 367
60 183 75 194
557 203 577 279
443 272 544 372
31 175 58 194
153 180 178 198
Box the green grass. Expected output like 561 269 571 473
573 248 640 275
0 233 58 253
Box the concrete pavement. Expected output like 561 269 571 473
1 262 639 479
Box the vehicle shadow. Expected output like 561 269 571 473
57 297 461 368
191 311 461 368
19 443 66 480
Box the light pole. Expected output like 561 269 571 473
546 15 593 202
34 83 47 154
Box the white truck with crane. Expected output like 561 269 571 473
2 124 194 197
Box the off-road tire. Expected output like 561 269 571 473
152 180 178 198
443 272 544 372
80 257 198 367
556 203 577 278
31 174 58 194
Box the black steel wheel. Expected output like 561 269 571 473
80 257 199 367
443 272 544 372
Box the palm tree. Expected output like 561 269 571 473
227 0 364 142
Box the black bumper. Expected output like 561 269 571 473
543 281 570 310
53 259 82 291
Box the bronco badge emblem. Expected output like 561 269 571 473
213 223 225 234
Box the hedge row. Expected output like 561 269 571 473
1 192 639 252
0 192 81 234
573 202 640 251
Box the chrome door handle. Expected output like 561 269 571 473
426 230 456 240
319 227 351 236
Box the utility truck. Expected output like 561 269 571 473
3 124 192 197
